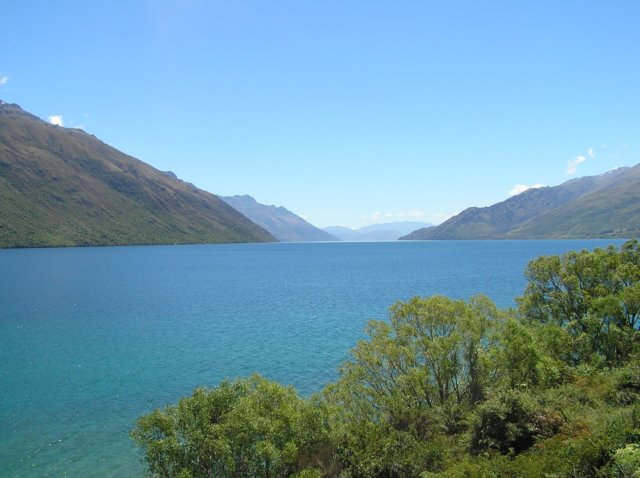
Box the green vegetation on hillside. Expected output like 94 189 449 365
0 102 275 247
132 240 640 477
402 167 640 240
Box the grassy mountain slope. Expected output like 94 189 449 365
402 166 637 240
0 101 276 247
510 166 640 238
221 195 337 242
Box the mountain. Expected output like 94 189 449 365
322 226 359 241
325 221 434 241
402 166 640 240
221 195 338 242
509 167 640 238
0 100 276 247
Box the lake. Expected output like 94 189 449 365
0 239 627 477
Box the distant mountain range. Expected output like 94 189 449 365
220 196 432 242
325 221 434 241
5 99 637 247
0 100 275 247
221 195 337 242
402 166 640 240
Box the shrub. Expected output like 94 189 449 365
131 375 330 478
471 389 562 455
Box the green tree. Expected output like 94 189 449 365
338 294 502 412
518 239 640 366
326 295 503 476
131 375 329 478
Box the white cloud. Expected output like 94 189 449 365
509 184 529 196
365 210 431 223
48 115 64 126
587 147 595 158
0 75 8 86
429 212 451 224
369 210 428 221
508 183 545 196
360 210 448 226
407 210 427 218
567 155 586 175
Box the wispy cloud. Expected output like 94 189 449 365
364 210 447 224
396 210 428 219
368 210 427 221
508 183 545 196
567 155 586 175
428 212 452 224
0 75 8 86
48 115 64 126
370 211 383 221
566 147 600 175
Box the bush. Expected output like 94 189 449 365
613 444 640 477
471 389 562 455
612 363 640 405
131 375 330 478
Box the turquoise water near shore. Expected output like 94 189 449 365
0 240 626 477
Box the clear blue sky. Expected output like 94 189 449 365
2 1 638 228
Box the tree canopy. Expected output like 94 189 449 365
131 375 329 478
518 239 640 366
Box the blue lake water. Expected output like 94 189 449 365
0 239 627 477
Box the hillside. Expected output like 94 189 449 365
402 166 640 239
221 195 337 242
0 101 276 247
509 167 640 238
325 221 433 241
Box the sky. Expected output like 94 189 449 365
2 1 639 229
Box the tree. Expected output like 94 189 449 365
338 294 502 412
326 295 504 476
131 375 330 478
517 239 640 366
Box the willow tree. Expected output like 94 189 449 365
326 295 504 476
131 375 330 478
518 239 640 366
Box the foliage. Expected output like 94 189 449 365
323 295 503 475
133 240 640 478
131 375 329 478
518 240 640 366
613 444 640 477
470 389 562 455
335 294 502 417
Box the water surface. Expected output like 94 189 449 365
0 239 626 476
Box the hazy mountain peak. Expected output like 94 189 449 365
221 195 338 242
324 221 434 241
